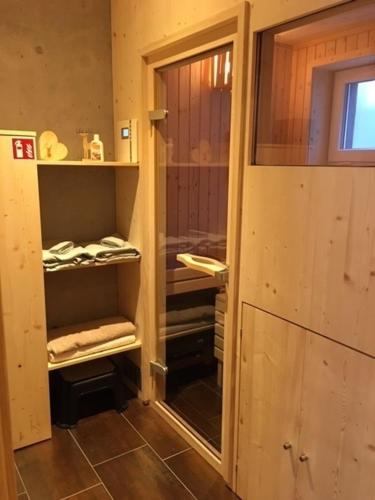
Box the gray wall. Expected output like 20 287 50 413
0 0 114 159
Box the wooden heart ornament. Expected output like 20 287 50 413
39 130 68 161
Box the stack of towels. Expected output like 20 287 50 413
160 304 215 337
43 235 140 272
47 316 136 363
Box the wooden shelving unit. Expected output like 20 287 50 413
48 338 142 371
38 160 139 168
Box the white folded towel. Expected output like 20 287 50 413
84 242 138 259
49 241 75 255
100 235 127 248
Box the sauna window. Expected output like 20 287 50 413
254 2 375 166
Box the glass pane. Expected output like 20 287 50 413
254 3 375 165
352 80 375 149
155 46 232 453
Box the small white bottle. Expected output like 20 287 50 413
90 134 104 161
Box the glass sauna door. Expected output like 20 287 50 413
155 45 232 453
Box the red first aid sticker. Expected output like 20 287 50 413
12 138 35 160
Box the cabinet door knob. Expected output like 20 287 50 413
299 453 309 462
283 442 292 450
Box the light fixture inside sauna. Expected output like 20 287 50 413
212 50 232 89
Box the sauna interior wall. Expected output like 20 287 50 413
163 53 231 267
261 18 375 164
0 0 114 159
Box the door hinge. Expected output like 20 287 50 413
150 360 168 376
148 109 168 121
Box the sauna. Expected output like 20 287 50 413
154 46 233 451
255 2 375 166
0 0 375 499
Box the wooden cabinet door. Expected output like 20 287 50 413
295 334 375 500
237 304 306 500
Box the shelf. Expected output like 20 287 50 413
38 160 139 168
44 254 141 273
48 338 141 371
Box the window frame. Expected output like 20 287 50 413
328 64 375 164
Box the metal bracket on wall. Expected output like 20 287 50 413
148 109 168 121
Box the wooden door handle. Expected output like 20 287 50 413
176 253 228 282
299 453 309 462
283 442 292 450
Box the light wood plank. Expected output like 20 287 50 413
295 334 375 500
0 293 17 499
237 304 306 500
0 132 51 449
240 166 375 357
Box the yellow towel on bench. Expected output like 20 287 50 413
47 316 136 356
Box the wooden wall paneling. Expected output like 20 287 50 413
257 33 276 157
336 35 347 54
346 33 358 51
308 68 334 164
166 67 180 268
0 292 17 499
198 58 211 255
177 64 191 255
286 49 299 164
189 60 202 255
237 304 306 500
292 48 307 164
208 86 222 259
218 88 231 261
251 0 351 32
0 132 51 449
295 334 375 500
301 45 316 160
240 166 375 357
271 44 292 145
357 30 369 48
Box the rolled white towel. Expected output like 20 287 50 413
49 241 75 255
100 235 127 248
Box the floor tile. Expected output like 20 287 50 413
178 383 222 419
15 427 98 500
96 446 193 499
166 448 237 499
168 394 219 439
65 484 111 499
71 410 145 464
123 399 189 458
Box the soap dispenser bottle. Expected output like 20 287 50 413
90 133 104 161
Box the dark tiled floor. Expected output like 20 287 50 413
15 399 236 500
167 377 222 451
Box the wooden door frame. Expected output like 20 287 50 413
0 291 17 499
141 2 250 483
